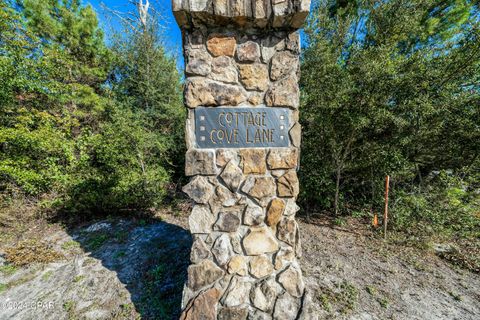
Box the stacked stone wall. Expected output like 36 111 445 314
180 26 308 319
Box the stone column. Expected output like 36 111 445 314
174 1 311 319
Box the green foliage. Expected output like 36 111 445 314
300 0 480 237
0 0 184 215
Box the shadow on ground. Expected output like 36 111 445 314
70 218 193 319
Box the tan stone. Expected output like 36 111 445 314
270 51 298 81
185 149 216 176
180 287 220 320
277 264 305 298
267 148 298 169
207 35 236 57
227 255 248 276
216 149 238 167
182 176 214 204
238 63 269 91
265 74 299 109
243 204 265 226
239 149 266 174
248 92 264 105
274 246 295 270
187 260 224 291
249 255 274 278
242 227 279 255
237 41 260 62
266 198 285 226
241 176 276 201
277 170 299 198
289 122 302 147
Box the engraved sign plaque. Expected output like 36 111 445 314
195 107 290 148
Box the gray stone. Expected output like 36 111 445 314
284 199 300 216
221 276 252 307
190 237 211 263
277 263 305 298
182 176 214 204
273 293 301 319
214 212 240 232
186 48 212 76
187 259 224 291
237 41 260 62
189 205 215 234
220 160 243 192
274 246 295 270
250 277 278 313
218 306 248 320
241 176 276 202
270 51 298 81
261 35 284 63
216 149 239 167
212 233 234 266
277 217 297 246
248 309 272 320
210 56 238 83
243 204 264 226
185 78 247 108
265 74 300 109
185 149 216 176
242 227 279 255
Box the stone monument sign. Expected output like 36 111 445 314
173 1 311 318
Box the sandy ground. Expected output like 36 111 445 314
0 213 478 319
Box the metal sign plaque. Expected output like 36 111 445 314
195 107 290 148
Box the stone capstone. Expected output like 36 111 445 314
267 148 298 170
189 205 215 234
185 149 216 176
212 233 234 266
187 259 224 291
183 176 214 204
185 78 247 108
242 227 279 255
238 63 269 91
277 264 305 298
236 41 260 62
207 35 236 57
180 287 221 320
249 255 274 278
265 74 300 109
214 212 240 232
266 198 285 227
277 170 299 197
239 149 266 174
220 161 243 192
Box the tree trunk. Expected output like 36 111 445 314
334 167 341 216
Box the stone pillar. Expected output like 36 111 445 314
174 1 310 319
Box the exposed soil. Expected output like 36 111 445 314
0 212 478 319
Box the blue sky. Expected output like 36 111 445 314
84 0 184 65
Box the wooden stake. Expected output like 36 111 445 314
384 175 390 239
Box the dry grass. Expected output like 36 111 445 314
4 239 65 267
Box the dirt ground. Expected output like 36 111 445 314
0 212 478 319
